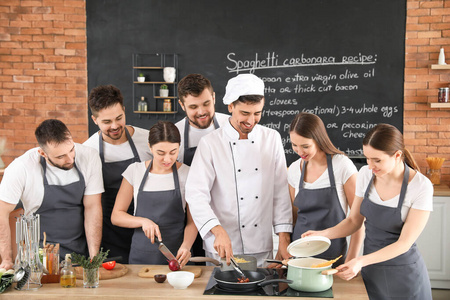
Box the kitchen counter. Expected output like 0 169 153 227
0 265 368 299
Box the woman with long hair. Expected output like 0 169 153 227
111 121 196 267
303 123 433 300
288 112 363 267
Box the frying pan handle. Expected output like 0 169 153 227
321 268 338 275
189 256 221 266
258 278 293 287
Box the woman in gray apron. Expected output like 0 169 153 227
289 112 361 266
111 121 196 267
302 124 433 300
99 127 139 263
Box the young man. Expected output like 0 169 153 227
175 74 229 166
84 85 152 263
0 119 103 269
185 74 293 267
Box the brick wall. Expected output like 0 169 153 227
0 0 449 184
0 0 87 166
405 0 450 184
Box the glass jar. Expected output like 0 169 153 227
427 168 441 185
163 99 172 112
60 254 76 288
83 267 99 288
138 96 147 112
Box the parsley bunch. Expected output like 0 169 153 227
71 248 110 269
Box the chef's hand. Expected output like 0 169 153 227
211 225 233 266
176 246 191 268
335 257 362 281
0 259 13 270
141 218 162 244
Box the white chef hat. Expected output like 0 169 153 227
223 74 265 105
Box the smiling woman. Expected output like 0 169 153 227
110 121 197 269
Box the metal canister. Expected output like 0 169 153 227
438 87 449 103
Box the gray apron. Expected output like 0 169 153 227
183 115 219 166
128 161 185 264
36 156 87 259
360 164 432 300
99 127 140 264
183 115 219 262
292 155 347 266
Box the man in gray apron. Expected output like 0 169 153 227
0 119 104 268
292 155 347 266
360 165 432 300
84 85 152 263
175 74 229 260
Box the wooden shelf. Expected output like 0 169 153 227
429 102 450 108
154 96 176 99
431 64 450 69
133 111 177 114
133 66 163 69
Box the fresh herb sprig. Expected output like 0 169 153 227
71 248 110 269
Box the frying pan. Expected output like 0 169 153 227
213 269 292 292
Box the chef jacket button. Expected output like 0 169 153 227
254 224 257 227
252 141 254 143
240 197 243 200
255 168 258 171
255 196 258 199
233 142 236 145
242 225 245 228
238 169 241 172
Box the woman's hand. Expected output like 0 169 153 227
301 230 325 238
335 257 362 281
141 218 161 243
176 246 192 268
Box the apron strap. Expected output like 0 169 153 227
397 162 410 210
364 175 374 200
184 118 190 150
326 154 336 188
138 161 181 192
298 160 307 191
99 127 140 163
212 115 220 129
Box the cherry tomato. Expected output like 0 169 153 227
102 261 116 270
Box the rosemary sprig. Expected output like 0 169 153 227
71 248 110 269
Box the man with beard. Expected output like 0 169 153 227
84 85 152 263
185 74 293 267
175 74 229 166
0 119 103 269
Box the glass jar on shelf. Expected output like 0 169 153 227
138 96 148 112
427 168 441 185
163 99 172 112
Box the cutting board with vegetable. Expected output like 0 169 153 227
138 265 202 278
75 263 128 280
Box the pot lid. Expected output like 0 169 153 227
287 236 331 257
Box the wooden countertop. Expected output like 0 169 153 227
0 265 368 299
433 183 450 197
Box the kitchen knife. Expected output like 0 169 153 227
155 238 179 264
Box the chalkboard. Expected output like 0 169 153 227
86 0 406 166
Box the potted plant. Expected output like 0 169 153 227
159 84 169 97
137 72 145 82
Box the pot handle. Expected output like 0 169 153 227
321 268 338 275
189 256 221 266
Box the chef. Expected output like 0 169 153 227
175 73 229 166
185 74 293 267
0 119 103 269
84 85 152 263
175 74 229 259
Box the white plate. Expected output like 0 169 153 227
287 236 331 257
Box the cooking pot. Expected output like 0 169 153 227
214 269 292 292
270 236 338 292
189 255 257 271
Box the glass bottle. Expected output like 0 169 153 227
60 254 76 288
138 96 148 112
163 99 172 112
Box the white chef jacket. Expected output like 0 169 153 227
185 120 293 255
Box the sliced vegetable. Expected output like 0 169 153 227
168 259 180 271
102 261 116 270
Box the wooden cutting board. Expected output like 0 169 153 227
75 263 128 280
138 265 202 278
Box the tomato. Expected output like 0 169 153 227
102 261 116 270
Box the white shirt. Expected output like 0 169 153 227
83 126 152 163
175 112 229 163
185 120 293 255
355 165 433 221
288 154 358 214
122 162 190 214
0 144 104 214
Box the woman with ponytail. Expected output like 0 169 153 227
303 123 433 300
